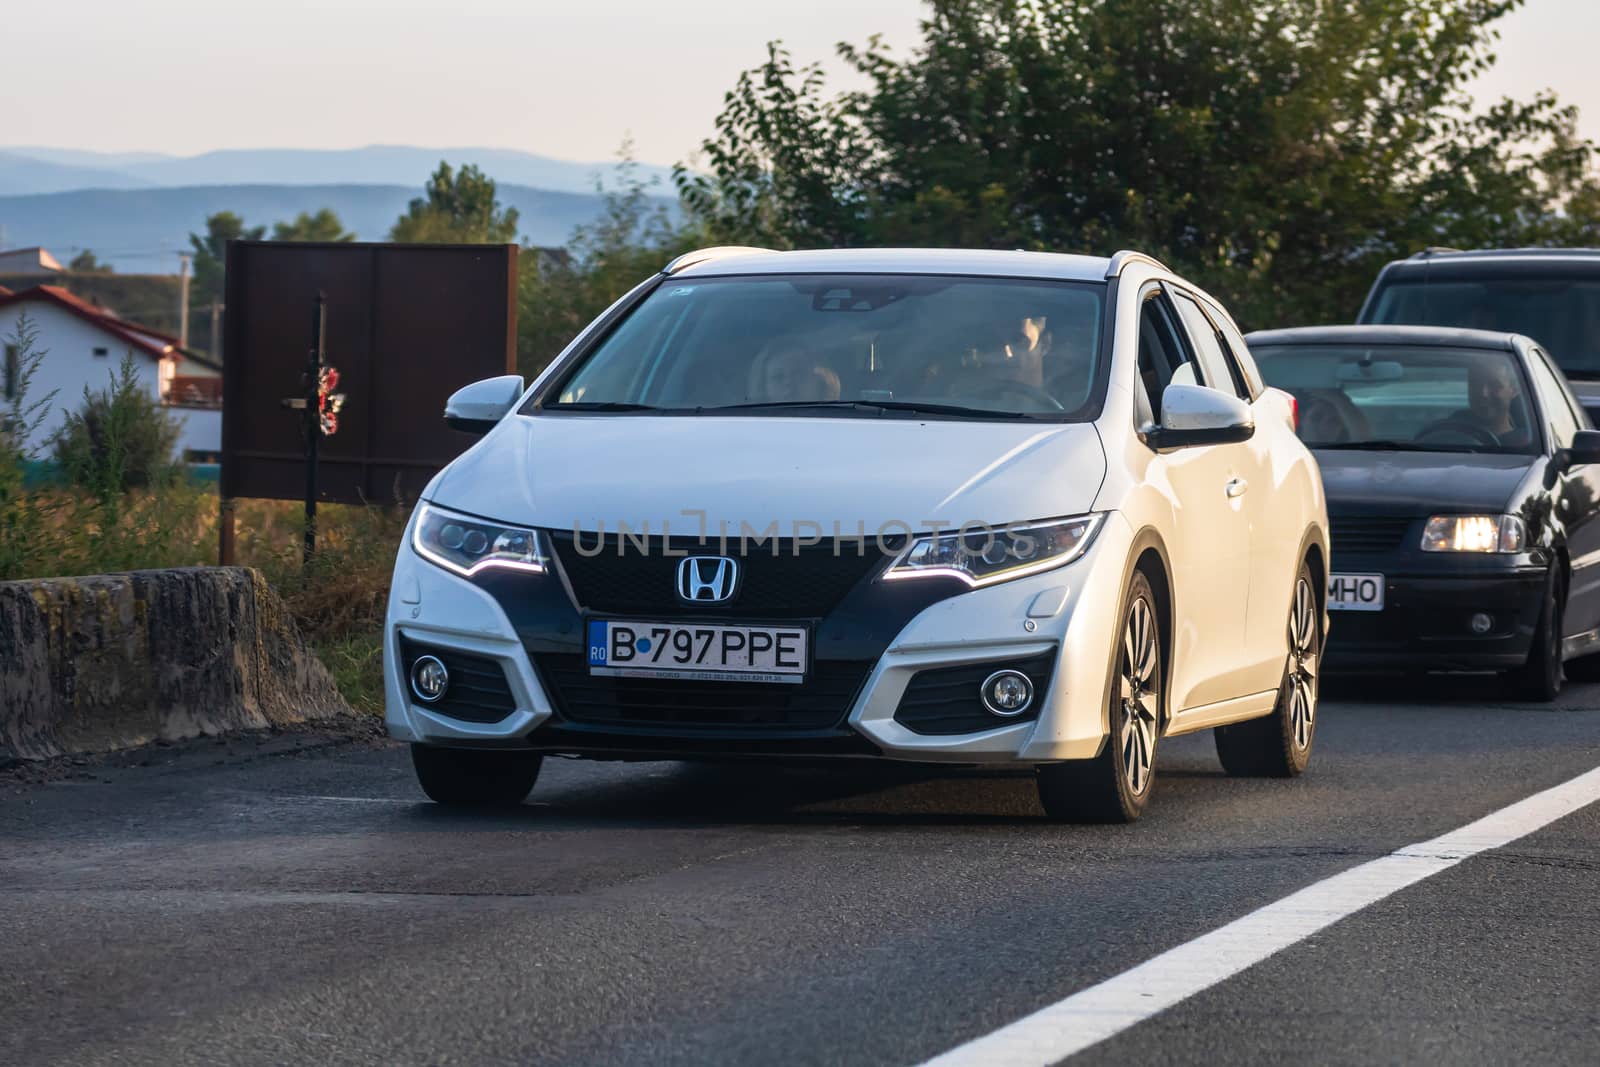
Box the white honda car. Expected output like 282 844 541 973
386 247 1328 822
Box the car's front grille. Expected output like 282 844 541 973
398 638 518 723
533 653 873 734
545 532 893 618
1330 516 1414 554
893 651 1057 736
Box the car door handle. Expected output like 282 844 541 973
1225 477 1248 499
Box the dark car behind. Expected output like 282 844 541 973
1248 325 1600 699
1357 248 1600 421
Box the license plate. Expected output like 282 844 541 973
1328 573 1384 612
586 620 808 684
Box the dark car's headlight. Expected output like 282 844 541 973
1420 514 1526 554
884 515 1103 587
412 503 546 577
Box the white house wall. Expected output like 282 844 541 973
168 407 221 458
1 302 220 456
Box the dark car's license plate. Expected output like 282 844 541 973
1328 572 1384 612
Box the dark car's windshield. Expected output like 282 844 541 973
536 274 1107 419
1252 343 1541 455
1365 276 1600 378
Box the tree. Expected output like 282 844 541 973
68 250 113 273
271 208 355 243
518 147 698 376
390 162 520 243
678 0 1600 328
188 212 265 306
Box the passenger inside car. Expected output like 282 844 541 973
748 338 843 402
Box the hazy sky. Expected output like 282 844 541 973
7 0 1597 167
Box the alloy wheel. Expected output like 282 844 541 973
1119 595 1159 795
1286 577 1319 750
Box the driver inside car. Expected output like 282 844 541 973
1423 354 1532 448
923 314 1063 410
973 315 1050 388
1462 355 1531 446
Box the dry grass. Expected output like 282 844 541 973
234 498 404 713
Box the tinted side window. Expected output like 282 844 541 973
1172 292 1244 399
1211 309 1265 398
1531 349 1581 447
1136 290 1195 421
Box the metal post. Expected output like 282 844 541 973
178 253 192 349
304 292 325 569
218 497 237 566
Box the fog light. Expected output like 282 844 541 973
981 669 1034 716
1470 612 1494 635
410 655 449 703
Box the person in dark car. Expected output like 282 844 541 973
1429 353 1534 448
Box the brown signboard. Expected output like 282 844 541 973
220 241 517 505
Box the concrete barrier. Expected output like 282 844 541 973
0 567 353 762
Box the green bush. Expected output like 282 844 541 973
52 354 181 495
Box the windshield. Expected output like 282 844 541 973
1366 276 1600 378
536 274 1107 419
1252 343 1541 455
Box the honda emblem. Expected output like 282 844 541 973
676 556 739 603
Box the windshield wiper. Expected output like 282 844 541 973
706 400 1035 419
544 401 663 412
1313 439 1481 454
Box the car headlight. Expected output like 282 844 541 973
1420 514 1526 554
884 515 1103 587
412 502 546 577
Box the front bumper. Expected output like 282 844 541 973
1325 567 1548 670
384 512 1139 765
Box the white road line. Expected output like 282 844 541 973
920 765 1600 1067
279 794 416 804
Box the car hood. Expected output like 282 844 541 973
429 414 1107 535
1313 450 1532 514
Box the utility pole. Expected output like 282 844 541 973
177 253 192 349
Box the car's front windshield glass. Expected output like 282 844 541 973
1367 276 1600 378
1252 343 1541 455
536 274 1107 419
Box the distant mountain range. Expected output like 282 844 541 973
0 145 678 197
0 145 681 274
0 183 672 274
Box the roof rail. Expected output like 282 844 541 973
662 245 775 274
1104 250 1169 278
1408 246 1462 259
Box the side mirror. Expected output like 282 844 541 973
444 374 525 435
1560 429 1600 470
1145 383 1255 451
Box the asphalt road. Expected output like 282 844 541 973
3 676 1599 1066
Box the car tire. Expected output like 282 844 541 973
1508 569 1565 703
1215 560 1320 778
411 744 543 806
1037 569 1161 823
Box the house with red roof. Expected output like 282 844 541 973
0 284 221 460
